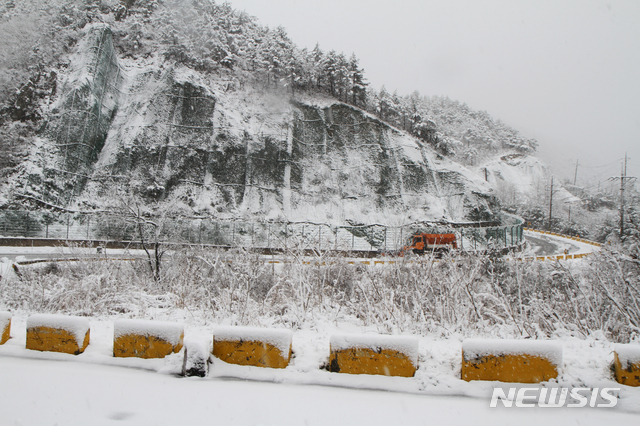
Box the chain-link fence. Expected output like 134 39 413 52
0 210 524 253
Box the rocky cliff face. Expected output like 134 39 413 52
11 23 499 226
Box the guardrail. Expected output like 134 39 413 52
1 312 637 387
521 227 602 262
523 227 603 247
0 210 525 253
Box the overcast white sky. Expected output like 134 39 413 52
224 0 640 188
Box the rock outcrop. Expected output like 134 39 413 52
14 23 499 226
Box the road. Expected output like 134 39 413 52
0 246 146 263
0 230 596 265
522 230 595 257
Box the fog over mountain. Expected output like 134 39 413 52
223 0 640 184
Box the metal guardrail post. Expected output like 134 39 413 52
232 222 236 246
384 226 387 251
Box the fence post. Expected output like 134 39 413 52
86 215 90 240
267 223 271 248
66 214 70 240
384 227 387 251
319 225 322 250
232 222 236 246
460 228 464 251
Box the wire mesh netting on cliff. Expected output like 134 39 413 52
0 210 523 253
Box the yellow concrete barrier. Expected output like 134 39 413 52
0 311 11 345
26 314 90 355
329 333 419 377
212 326 292 369
461 339 562 383
113 319 184 359
614 344 640 387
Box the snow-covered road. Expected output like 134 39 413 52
523 230 598 257
1 355 639 426
1 314 639 425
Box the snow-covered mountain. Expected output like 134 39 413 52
4 23 501 226
480 153 579 207
0 1 557 227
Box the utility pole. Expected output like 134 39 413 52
573 159 579 186
620 157 625 238
611 153 636 239
548 175 554 231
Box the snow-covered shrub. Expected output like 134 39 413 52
2 243 639 343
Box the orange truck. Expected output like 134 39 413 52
400 233 457 255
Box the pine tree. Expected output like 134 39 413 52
310 43 324 90
348 53 367 108
322 50 339 97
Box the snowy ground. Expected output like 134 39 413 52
3 235 635 425
2 356 639 426
1 315 639 425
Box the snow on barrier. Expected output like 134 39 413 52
182 339 211 377
113 319 184 359
1 311 11 344
26 314 90 355
329 333 419 377
613 344 640 387
212 326 292 369
461 338 562 383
